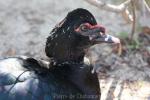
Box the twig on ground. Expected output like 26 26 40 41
130 0 136 41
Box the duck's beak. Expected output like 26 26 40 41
89 24 120 44
92 33 120 44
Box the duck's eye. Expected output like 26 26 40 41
80 25 88 31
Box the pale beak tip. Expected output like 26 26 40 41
112 37 120 44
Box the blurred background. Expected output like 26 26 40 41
0 0 150 99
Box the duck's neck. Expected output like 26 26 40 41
52 48 85 65
50 62 100 99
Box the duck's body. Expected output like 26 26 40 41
0 57 100 100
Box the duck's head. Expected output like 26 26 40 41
45 8 120 64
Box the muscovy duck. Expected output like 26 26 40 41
0 8 120 100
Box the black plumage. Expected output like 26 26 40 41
0 8 120 100
45 8 97 63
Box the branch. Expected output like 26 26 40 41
130 0 136 41
144 0 150 13
84 0 133 23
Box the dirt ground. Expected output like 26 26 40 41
0 0 150 100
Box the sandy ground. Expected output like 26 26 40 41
0 0 150 100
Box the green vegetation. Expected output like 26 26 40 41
118 32 129 39
118 32 141 50
127 38 141 49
